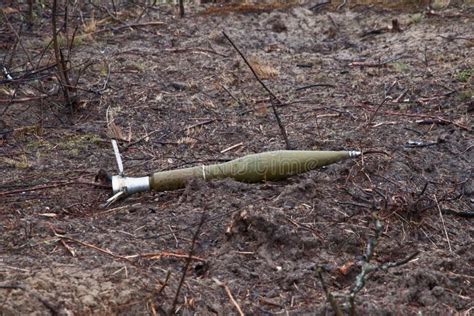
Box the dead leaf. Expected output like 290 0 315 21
1 155 30 169
337 261 355 275
1 7 19 14
248 57 279 79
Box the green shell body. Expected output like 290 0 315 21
149 150 354 192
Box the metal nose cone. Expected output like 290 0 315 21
349 151 362 158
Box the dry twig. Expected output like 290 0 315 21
125 252 205 262
213 278 245 316
55 234 133 263
349 55 404 68
179 0 185 18
0 180 110 197
52 0 73 108
92 21 165 35
316 268 343 316
0 96 49 104
349 219 419 315
359 104 471 131
222 31 291 149
367 97 389 126
434 195 452 252
171 213 207 314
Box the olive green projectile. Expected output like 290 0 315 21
149 150 360 192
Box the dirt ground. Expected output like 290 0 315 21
1 1 473 315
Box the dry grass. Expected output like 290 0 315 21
248 57 279 80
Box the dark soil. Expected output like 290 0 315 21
1 1 473 315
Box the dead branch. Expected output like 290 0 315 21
316 268 343 316
349 219 419 315
0 63 58 85
179 0 185 18
0 96 50 104
442 209 474 218
27 0 34 28
171 212 207 314
92 21 166 35
337 0 347 11
164 47 228 57
55 233 134 263
185 119 216 131
158 270 171 295
349 219 384 315
361 19 402 37
222 31 292 149
220 83 247 107
434 195 452 252
125 252 205 262
309 1 330 11
366 97 389 126
213 278 245 316
0 180 110 197
295 83 335 91
1 10 35 67
379 252 419 271
349 55 405 68
52 0 73 108
359 104 472 131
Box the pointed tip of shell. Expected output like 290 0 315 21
349 151 362 158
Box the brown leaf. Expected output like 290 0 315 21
248 57 279 80
1 7 19 14
337 261 355 275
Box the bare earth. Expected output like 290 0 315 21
0 1 473 315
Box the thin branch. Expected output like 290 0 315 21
55 234 133 263
125 252 205 262
158 270 171 295
52 0 72 108
349 219 383 315
434 195 452 252
295 83 335 91
316 268 343 316
92 21 166 35
213 278 245 316
27 0 34 28
0 96 49 104
348 219 419 315
222 31 291 149
360 105 471 131
367 97 389 126
179 0 185 18
349 55 405 67
0 180 110 197
220 83 247 107
171 212 207 314
0 63 58 85
337 0 347 10
310 0 331 11
1 11 35 67
379 251 420 270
